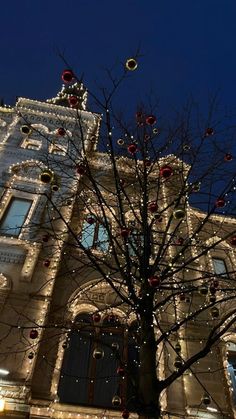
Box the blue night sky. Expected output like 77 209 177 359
0 0 236 116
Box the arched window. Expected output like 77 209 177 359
58 314 139 410
212 257 228 278
226 344 236 405
80 216 109 252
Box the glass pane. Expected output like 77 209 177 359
58 328 93 405
93 332 123 408
97 224 109 252
0 198 32 236
80 221 95 248
212 258 227 276
128 228 143 256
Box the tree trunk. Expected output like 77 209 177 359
136 307 161 419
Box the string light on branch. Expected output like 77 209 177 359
190 182 201 192
61 69 74 83
125 58 138 71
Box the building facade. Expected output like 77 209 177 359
0 84 235 419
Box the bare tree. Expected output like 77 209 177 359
1 58 236 419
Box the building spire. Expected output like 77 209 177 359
46 81 87 110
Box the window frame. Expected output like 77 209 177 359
212 257 228 278
58 314 139 410
0 196 32 237
80 215 110 252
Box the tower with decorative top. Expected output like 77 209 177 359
0 71 100 417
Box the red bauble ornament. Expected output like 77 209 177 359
42 234 49 243
230 236 236 246
30 329 38 339
136 111 144 126
107 314 118 324
146 115 156 125
160 165 173 179
224 153 233 161
120 228 130 238
213 279 219 288
92 313 101 322
62 69 74 83
148 276 160 287
144 159 151 167
215 198 225 208
127 144 137 154
148 202 158 213
136 111 143 120
205 127 214 136
209 286 216 295
68 96 78 107
57 127 66 136
122 410 130 419
43 259 50 268
176 237 184 245
117 366 125 376
120 179 125 186
76 164 86 175
86 217 95 225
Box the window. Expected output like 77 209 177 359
212 258 228 277
127 222 147 257
80 216 109 252
0 197 32 237
58 314 139 410
227 353 236 405
21 138 42 150
49 144 67 156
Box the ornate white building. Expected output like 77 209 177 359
0 82 235 419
